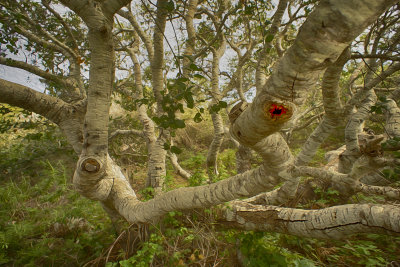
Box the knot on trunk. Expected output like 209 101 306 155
358 132 385 157
81 158 101 173
73 156 112 201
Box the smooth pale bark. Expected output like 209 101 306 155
384 99 400 137
345 62 400 115
143 1 171 192
182 0 198 77
89 134 293 223
339 63 400 174
206 37 227 179
231 0 397 147
109 129 145 140
252 133 294 174
339 91 377 173
168 152 191 180
359 183 400 200
224 36 256 100
224 201 400 239
146 137 168 194
272 48 351 205
126 43 164 193
118 1 170 192
245 178 301 206
106 159 282 223
206 112 225 178
296 48 349 165
151 1 168 112
117 8 154 61
0 57 73 91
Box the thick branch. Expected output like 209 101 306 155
0 79 84 152
0 79 68 124
107 159 283 223
168 152 191 180
232 0 397 147
358 183 400 200
296 48 349 165
224 202 400 239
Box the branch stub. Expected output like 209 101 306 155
229 101 248 124
81 158 101 173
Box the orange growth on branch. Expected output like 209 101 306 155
269 103 288 119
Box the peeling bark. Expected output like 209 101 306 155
224 201 400 239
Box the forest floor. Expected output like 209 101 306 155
0 114 399 266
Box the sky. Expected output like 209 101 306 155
0 63 45 92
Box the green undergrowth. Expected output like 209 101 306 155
0 126 115 266
1 112 399 266
104 211 400 266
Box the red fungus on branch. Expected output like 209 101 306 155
269 103 287 119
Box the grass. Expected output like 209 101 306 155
1 113 399 266
0 126 115 266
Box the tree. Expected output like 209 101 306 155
1 0 400 243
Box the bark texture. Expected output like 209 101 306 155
224 201 400 239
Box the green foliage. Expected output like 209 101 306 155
0 0 89 98
117 233 165 267
0 104 49 134
239 232 289 266
278 232 400 266
227 231 319 267
139 187 155 201
163 142 182 154
209 100 228 114
106 211 229 266
0 125 114 266
178 149 236 186
152 75 207 131
370 96 389 115
0 160 115 266
181 153 208 186
311 187 340 207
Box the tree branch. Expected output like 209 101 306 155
103 0 132 16
41 0 79 51
109 129 145 140
231 0 397 147
223 202 400 239
0 57 70 89
0 78 69 124
117 9 154 61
